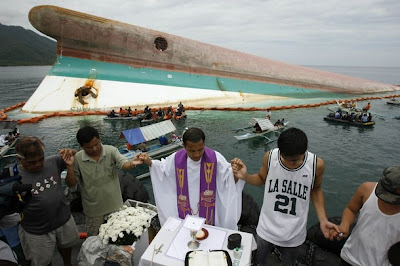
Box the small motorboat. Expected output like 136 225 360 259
234 118 288 142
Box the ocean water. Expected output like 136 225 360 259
1 65 400 228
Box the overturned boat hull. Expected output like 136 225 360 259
24 5 399 113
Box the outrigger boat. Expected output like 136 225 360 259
387 98 400 105
118 120 182 160
0 121 19 159
234 118 288 142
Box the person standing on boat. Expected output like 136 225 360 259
362 102 371 112
137 127 245 230
65 126 142 236
330 166 400 266
15 136 79 266
231 127 338 265
265 109 271 120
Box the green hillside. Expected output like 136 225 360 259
0 23 56 66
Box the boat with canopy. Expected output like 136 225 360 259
118 120 182 160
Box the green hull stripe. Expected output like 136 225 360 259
49 56 342 99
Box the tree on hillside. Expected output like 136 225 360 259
0 23 56 66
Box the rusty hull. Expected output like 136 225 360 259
29 5 398 95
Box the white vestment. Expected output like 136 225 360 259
150 150 245 230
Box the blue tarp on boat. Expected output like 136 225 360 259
122 128 146 145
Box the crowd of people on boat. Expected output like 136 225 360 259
273 118 285 127
106 102 187 122
0 128 19 148
107 107 139 118
1 122 399 265
143 103 187 121
329 108 373 123
330 101 373 123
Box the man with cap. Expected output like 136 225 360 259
332 166 400 266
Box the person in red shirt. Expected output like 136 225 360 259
363 102 371 111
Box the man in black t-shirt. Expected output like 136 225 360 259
16 136 78 266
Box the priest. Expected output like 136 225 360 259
138 127 244 230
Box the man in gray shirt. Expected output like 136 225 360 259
16 136 78 266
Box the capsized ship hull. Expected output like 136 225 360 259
24 5 398 113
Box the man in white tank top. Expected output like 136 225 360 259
231 127 338 265
330 166 400 266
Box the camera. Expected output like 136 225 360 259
0 162 20 185
0 162 31 219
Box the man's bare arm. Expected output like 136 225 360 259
231 151 270 186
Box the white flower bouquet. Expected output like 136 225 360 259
98 205 153 245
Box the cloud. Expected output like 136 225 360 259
1 0 399 67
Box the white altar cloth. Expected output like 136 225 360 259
138 217 257 266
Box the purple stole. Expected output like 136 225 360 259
175 147 217 225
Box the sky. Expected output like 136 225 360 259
1 0 399 67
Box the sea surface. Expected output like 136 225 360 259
1 65 400 228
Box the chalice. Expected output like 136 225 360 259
187 229 200 249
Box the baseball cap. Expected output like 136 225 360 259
375 166 400 205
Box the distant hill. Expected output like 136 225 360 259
0 23 56 66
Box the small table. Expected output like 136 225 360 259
138 217 257 266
